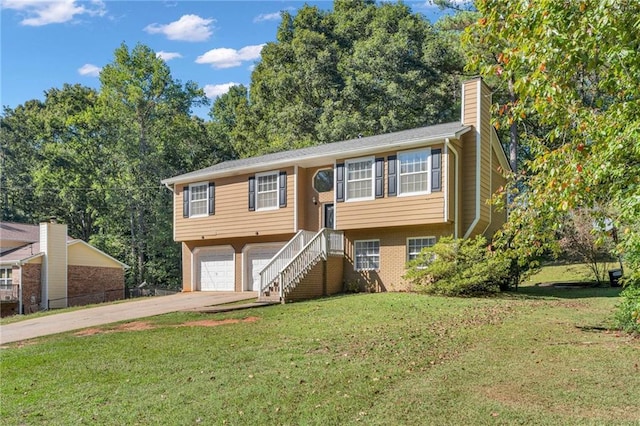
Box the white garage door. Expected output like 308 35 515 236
246 245 284 291
198 248 235 291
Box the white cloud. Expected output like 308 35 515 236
253 12 281 23
203 82 240 99
156 51 182 61
196 44 265 69
78 63 101 77
2 0 106 26
144 14 214 42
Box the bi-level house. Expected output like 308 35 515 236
161 78 510 302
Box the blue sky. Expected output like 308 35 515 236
1 1 450 119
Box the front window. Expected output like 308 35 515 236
257 172 279 210
407 237 436 261
398 149 430 195
0 267 13 289
189 182 208 217
346 158 373 201
355 240 380 271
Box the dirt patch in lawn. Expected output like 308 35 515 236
179 316 260 327
75 321 155 336
74 317 260 337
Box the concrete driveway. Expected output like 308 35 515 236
0 292 257 345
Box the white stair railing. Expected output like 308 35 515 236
259 230 315 294
260 228 344 300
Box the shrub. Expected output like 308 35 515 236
404 236 511 296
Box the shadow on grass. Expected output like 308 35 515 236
504 284 623 300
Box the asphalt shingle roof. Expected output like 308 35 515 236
162 121 470 185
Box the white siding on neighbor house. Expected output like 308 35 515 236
67 242 124 268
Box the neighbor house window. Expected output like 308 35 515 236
0 267 12 289
355 240 380 271
256 171 279 210
407 237 437 261
398 149 430 195
189 182 209 217
346 157 374 201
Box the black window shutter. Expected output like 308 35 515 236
336 163 345 202
248 176 256 211
183 186 190 217
279 171 287 207
208 182 215 215
375 157 384 198
387 155 397 196
431 149 442 192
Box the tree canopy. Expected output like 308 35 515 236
212 0 465 157
464 0 640 285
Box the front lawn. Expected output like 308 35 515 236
1 289 638 425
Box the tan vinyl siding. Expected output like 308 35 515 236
67 243 123 268
479 81 493 225
484 148 508 238
174 167 295 241
461 130 478 232
301 165 336 231
462 82 478 126
336 147 445 230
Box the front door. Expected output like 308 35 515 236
323 203 334 229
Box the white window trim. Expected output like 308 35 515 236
188 181 209 218
354 239 380 271
407 236 437 262
0 267 13 289
345 156 375 202
397 147 431 197
256 170 280 211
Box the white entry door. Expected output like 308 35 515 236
198 248 235 291
246 245 284 291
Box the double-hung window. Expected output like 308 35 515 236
256 171 279 210
398 149 430 195
407 237 436 261
0 267 12 289
346 157 374 201
354 240 380 271
189 182 209 217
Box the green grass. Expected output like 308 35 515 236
526 261 620 285
2 290 639 425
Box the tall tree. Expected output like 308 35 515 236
464 0 640 288
98 42 209 286
213 0 465 157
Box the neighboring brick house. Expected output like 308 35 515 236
0 220 128 316
161 78 510 302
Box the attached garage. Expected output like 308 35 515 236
196 246 235 291
244 243 285 291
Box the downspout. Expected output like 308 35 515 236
445 138 460 239
463 79 483 239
